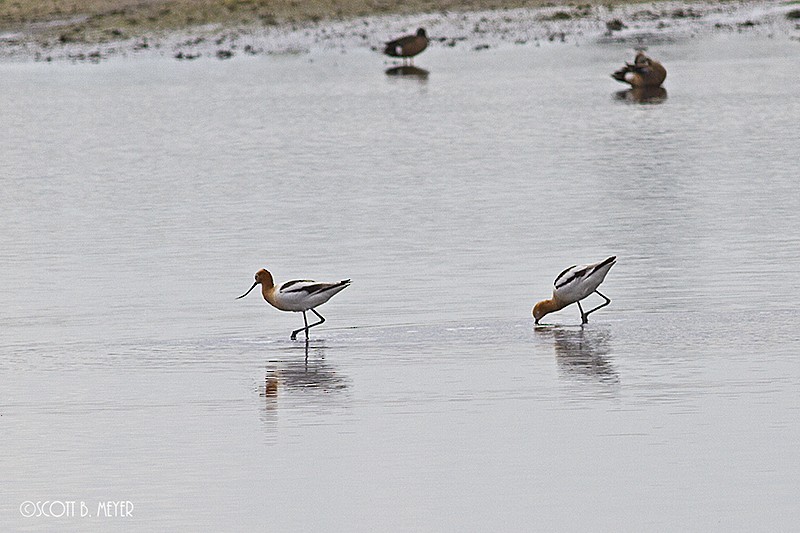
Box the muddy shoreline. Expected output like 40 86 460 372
1 0 798 63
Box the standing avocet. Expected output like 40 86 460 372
237 269 350 340
533 256 617 325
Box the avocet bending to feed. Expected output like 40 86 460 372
533 256 616 325
237 269 350 340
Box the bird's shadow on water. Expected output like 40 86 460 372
613 86 668 104
385 65 430 81
535 325 619 385
259 340 349 423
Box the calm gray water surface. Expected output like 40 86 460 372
2 34 799 531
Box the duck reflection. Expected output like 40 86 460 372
614 86 668 104
385 65 430 80
537 326 619 384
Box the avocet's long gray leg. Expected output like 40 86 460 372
577 300 588 325
291 309 327 340
291 311 309 341
306 308 326 332
582 290 612 324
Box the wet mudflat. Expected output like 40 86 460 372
1 33 799 531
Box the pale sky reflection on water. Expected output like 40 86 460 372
1 33 799 531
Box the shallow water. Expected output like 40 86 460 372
2 34 799 531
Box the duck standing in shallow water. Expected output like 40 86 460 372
237 269 350 340
612 52 667 88
384 28 428 65
533 256 617 325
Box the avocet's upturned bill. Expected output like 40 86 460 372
533 256 616 325
237 269 350 340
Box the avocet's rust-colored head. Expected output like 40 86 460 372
254 269 274 286
532 299 561 325
532 301 547 324
236 269 274 299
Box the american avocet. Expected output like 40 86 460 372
384 28 428 65
533 256 617 325
612 52 667 88
237 269 350 340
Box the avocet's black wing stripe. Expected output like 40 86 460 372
576 257 616 285
314 280 351 294
282 279 351 295
554 256 616 289
590 256 617 275
280 280 314 291
554 265 578 288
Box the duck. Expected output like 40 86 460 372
384 28 428 65
533 256 616 325
611 52 667 88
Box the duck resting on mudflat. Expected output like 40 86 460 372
384 28 428 65
612 52 667 88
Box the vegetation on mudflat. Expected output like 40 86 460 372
1 0 660 44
